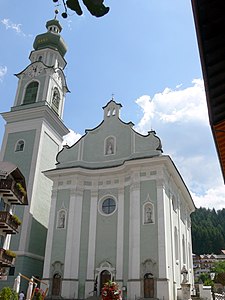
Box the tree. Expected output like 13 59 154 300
53 0 110 18
191 207 225 255
0 287 18 300
212 261 225 286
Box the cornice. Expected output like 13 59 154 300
1 105 69 137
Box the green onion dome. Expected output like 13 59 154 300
33 19 67 57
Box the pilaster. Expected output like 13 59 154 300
116 185 124 280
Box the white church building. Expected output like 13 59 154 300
42 99 195 300
0 17 195 300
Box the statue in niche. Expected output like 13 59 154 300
105 138 114 155
145 205 153 223
58 210 66 228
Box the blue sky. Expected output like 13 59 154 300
0 0 225 209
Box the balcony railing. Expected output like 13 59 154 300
0 211 20 234
0 179 26 205
0 248 15 267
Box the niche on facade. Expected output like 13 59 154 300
143 201 154 224
56 209 67 229
104 136 116 155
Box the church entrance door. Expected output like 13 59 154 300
52 273 61 296
144 273 154 298
100 270 111 293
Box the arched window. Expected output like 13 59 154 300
172 195 177 212
57 209 67 229
174 226 179 262
15 140 25 152
182 234 186 265
23 81 39 104
52 87 60 113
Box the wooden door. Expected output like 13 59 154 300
144 274 154 298
100 270 111 293
52 273 61 296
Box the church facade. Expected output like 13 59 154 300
42 100 195 300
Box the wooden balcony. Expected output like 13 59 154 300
0 179 27 205
0 211 20 234
0 248 15 267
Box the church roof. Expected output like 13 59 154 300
56 99 163 170
33 19 67 57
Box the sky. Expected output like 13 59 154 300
0 0 225 210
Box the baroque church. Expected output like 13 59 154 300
0 17 195 300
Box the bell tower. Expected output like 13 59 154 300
0 18 69 285
13 18 68 117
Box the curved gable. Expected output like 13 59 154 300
56 99 162 169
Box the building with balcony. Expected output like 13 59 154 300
0 161 28 277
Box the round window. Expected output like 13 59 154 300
102 198 116 215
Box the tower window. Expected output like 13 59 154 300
15 140 25 152
52 87 60 113
23 81 39 104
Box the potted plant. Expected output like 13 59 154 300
4 249 16 258
11 214 22 225
16 183 26 196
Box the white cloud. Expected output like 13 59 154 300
1 19 32 37
0 66 7 81
192 185 225 210
135 79 207 133
63 129 81 147
1 19 22 33
134 79 225 211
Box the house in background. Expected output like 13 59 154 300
193 251 225 282
0 161 28 278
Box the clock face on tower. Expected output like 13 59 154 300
27 64 43 78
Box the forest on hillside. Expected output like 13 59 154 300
191 207 225 255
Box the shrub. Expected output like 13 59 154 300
0 287 12 300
